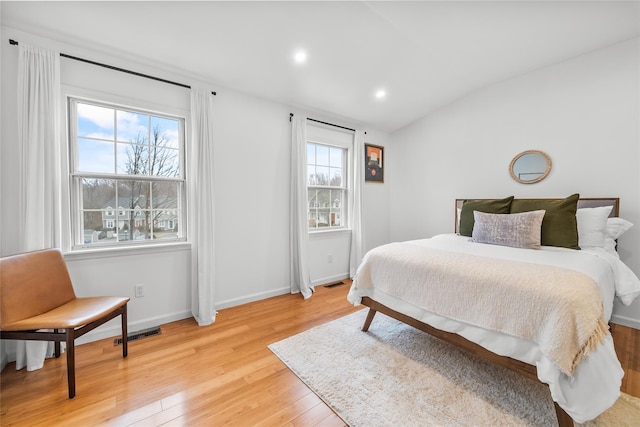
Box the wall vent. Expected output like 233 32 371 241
114 326 161 345
323 281 345 288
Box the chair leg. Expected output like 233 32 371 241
54 331 61 358
66 330 76 399
121 305 128 358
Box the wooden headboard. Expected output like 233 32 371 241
454 197 619 234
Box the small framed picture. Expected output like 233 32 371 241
365 143 384 183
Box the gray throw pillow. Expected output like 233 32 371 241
472 210 546 249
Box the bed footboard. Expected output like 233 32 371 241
360 297 573 427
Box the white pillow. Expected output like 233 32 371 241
603 217 633 253
576 206 612 249
472 210 546 249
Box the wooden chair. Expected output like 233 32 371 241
0 249 129 398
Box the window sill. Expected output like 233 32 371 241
309 228 352 238
64 241 191 262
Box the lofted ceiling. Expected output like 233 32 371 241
2 1 639 132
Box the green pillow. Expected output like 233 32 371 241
459 196 514 237
510 193 580 249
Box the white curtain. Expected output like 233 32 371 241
349 130 365 277
189 88 217 325
15 43 61 370
290 116 313 298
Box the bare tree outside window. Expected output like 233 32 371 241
120 126 179 240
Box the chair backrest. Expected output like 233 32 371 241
0 249 77 329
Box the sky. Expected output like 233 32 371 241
76 101 180 175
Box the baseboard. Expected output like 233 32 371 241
311 273 350 287
76 309 192 345
610 314 640 330
214 286 291 311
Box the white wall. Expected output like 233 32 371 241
389 38 640 328
0 26 392 368
362 131 392 252
210 94 391 301
306 125 392 286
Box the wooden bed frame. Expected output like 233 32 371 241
360 197 620 427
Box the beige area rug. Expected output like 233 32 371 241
268 310 640 426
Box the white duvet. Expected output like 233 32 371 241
348 234 640 423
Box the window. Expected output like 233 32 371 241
306 138 348 231
69 98 185 248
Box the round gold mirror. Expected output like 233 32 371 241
509 150 552 184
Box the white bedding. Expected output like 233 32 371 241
348 234 640 423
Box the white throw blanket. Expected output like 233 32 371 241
353 241 608 376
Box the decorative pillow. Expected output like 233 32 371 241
576 206 613 249
459 196 514 237
603 217 633 253
472 210 546 249
510 193 580 249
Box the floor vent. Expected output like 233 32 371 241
114 326 161 346
324 281 345 288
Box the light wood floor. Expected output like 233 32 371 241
1 282 638 426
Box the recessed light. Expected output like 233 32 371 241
294 50 307 64
375 89 386 99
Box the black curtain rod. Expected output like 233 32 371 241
9 39 216 96
290 113 365 134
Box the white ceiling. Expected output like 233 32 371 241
2 1 639 132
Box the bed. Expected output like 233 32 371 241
347 196 640 426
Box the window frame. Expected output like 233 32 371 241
305 125 353 234
67 96 187 251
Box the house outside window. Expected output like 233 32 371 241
68 98 186 248
306 125 351 231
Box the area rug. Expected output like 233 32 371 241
268 310 640 426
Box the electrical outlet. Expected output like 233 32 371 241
134 284 144 298
328 254 333 263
